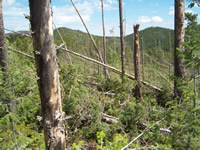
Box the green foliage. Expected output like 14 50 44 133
96 131 128 150
3 25 200 150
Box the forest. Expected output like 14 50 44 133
1 0 200 149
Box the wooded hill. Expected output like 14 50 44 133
7 26 174 52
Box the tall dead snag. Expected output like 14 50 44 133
29 0 66 149
134 24 143 102
174 0 185 103
101 0 107 78
0 0 8 75
119 0 125 79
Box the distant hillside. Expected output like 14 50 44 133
6 26 174 52
125 27 174 51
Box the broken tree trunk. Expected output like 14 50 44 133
134 24 143 102
29 0 66 149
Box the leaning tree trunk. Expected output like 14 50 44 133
174 0 185 104
134 24 143 102
119 0 125 79
29 0 66 149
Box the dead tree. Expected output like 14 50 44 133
29 0 66 149
119 0 125 79
174 0 185 104
134 24 143 102
0 0 8 74
101 0 107 78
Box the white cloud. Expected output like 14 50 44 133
185 9 195 14
137 16 163 23
3 0 15 5
52 1 93 27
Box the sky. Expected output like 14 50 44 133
3 0 200 36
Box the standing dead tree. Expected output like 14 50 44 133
134 24 143 102
119 0 126 79
174 0 185 104
29 0 66 149
101 0 107 78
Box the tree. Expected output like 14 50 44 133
134 24 143 102
0 0 8 75
184 13 200 107
174 0 185 103
29 0 66 149
187 0 200 7
119 0 125 79
101 0 107 78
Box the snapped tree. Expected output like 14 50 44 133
133 24 143 102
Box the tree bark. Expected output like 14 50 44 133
29 0 66 149
174 0 185 103
119 0 125 78
134 24 143 102
0 0 8 74
101 0 107 78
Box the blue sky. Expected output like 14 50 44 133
3 0 200 36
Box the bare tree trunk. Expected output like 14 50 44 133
29 0 66 149
134 24 143 102
119 0 125 79
141 37 144 81
174 0 185 104
0 0 8 75
101 0 107 78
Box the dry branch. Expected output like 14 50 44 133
156 71 173 87
121 117 166 150
8 48 34 59
53 22 72 64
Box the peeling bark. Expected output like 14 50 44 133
29 0 66 149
